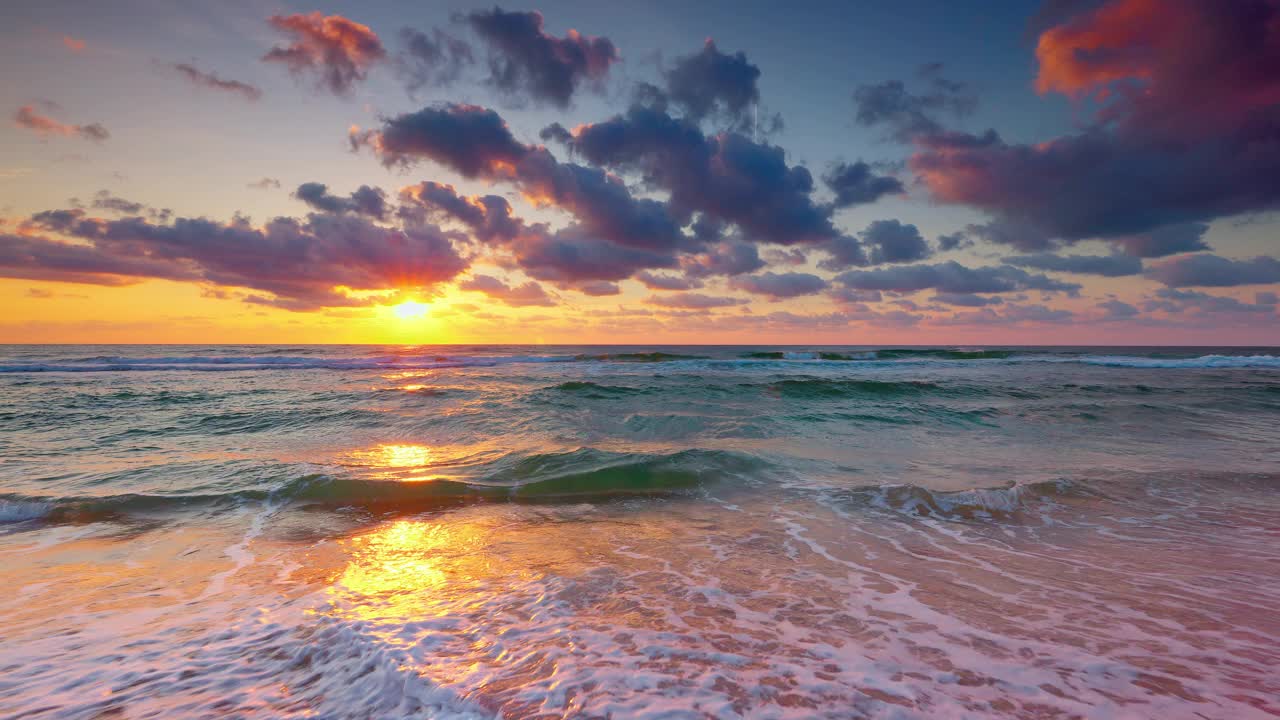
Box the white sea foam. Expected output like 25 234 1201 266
1072 353 1280 368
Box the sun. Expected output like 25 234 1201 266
391 300 430 320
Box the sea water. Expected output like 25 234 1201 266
1 345 1277 718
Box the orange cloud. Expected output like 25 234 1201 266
13 105 109 142
62 35 86 52
263 12 385 96
1033 0 1164 96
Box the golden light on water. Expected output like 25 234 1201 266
335 521 456 599
339 443 437 481
377 444 433 468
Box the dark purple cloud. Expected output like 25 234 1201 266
13 204 466 310
539 122 572 145
356 103 690 269
679 241 764 278
931 292 1005 307
572 105 842 247
730 271 827 299
458 273 555 306
1004 252 1142 277
400 181 527 243
0 231 196 286
635 271 702 291
1097 298 1139 319
295 182 389 220
508 225 678 283
516 149 689 252
834 260 1080 295
1144 288 1278 316
852 74 975 142
171 63 262 101
465 7 617 108
577 280 620 296
823 161 904 208
859 219 931 265
816 236 868 271
646 292 748 309
933 303 1076 326
936 231 972 252
1109 223 1211 258
355 103 529 177
89 190 145 215
398 179 680 286
907 1 1280 248
663 40 761 129
1145 254 1280 287
263 12 386 97
396 27 473 95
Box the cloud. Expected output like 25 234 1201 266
396 27 473 95
62 36 86 52
937 231 972 252
576 280 620 296
172 63 262 101
90 190 145 215
906 1 1280 248
294 182 389 220
931 292 1004 307
635 271 702 291
539 122 572 145
828 287 883 305
663 40 761 129
13 105 108 142
358 103 690 264
816 236 868 271
263 12 385 96
1109 223 1211 258
400 180 527 243
11 203 466 310
464 7 618 108
572 105 841 246
679 241 764 277
1004 252 1141 276
645 292 747 309
835 260 1080 295
355 102 528 177
508 225 678 283
852 72 975 142
1144 287 1279 316
399 179 679 284
859 219 931 265
934 303 1076 326
1144 254 1280 287
823 161 904 208
729 271 827 299
1097 298 1139 319
248 177 281 190
458 273 555 306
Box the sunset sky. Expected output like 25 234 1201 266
2 0 1278 344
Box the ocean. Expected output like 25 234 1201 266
1 345 1277 719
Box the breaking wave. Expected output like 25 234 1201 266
0 448 769 524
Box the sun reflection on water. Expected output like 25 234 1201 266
339 443 438 481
